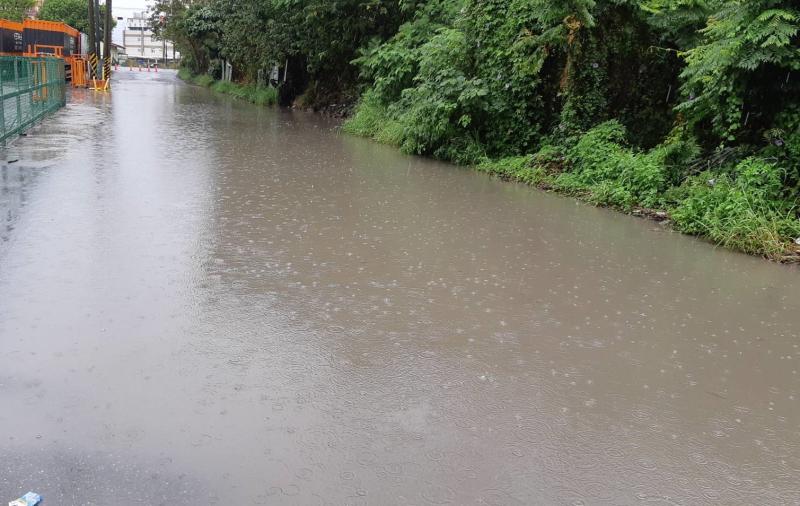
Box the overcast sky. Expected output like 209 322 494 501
113 0 150 13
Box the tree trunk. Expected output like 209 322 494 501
87 0 96 77
93 0 101 58
103 0 112 66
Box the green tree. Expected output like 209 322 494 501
149 0 222 74
39 0 115 35
679 0 800 142
0 0 35 20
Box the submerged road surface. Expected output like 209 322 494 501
1 71 799 505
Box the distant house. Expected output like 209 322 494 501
122 11 179 64
99 41 125 63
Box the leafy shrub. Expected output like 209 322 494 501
393 27 489 163
476 155 549 185
177 67 193 81
556 121 668 209
353 0 462 105
207 80 278 105
343 91 404 146
353 27 475 156
179 68 288 107
779 109 800 165
734 157 785 199
651 129 702 186
211 80 235 93
532 145 566 172
761 106 800 192
248 86 279 106
193 74 215 87
671 158 800 258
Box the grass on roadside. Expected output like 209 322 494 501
178 69 277 106
341 91 404 146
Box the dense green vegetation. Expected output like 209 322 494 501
38 0 114 35
157 0 800 260
0 0 34 20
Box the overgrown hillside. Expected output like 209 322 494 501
157 0 800 260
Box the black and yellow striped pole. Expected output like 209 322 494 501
103 57 111 81
88 52 98 79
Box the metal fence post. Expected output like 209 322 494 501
31 59 38 121
14 58 21 136
0 59 5 144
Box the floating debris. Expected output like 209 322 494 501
8 492 41 506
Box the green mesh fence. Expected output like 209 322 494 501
0 56 66 144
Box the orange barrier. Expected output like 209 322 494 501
26 44 63 57
31 59 50 100
90 78 109 91
66 55 88 87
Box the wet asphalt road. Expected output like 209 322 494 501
1 70 799 505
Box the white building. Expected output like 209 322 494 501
122 11 179 63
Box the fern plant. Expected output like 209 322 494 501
678 1 800 141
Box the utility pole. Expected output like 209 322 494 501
103 0 112 79
87 0 96 77
140 15 144 64
94 0 101 59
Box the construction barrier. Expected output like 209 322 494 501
0 56 65 143
65 55 88 87
90 78 109 92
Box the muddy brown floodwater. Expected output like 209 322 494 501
1 71 799 505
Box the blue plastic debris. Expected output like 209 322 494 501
8 492 41 506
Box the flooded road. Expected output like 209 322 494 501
1 70 799 505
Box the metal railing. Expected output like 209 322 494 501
0 56 66 144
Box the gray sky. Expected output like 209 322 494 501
113 0 150 12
